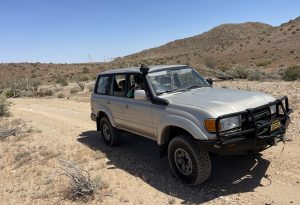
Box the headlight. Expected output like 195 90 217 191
219 116 241 131
204 116 241 132
270 105 276 115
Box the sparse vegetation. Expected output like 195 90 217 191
2 78 41 98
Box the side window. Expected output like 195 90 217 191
113 74 127 97
127 74 145 98
96 75 112 95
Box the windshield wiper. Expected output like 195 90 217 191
157 86 202 95
185 85 202 90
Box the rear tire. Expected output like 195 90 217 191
168 135 211 185
99 117 119 146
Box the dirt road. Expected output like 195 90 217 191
3 96 300 204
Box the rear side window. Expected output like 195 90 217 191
96 75 112 95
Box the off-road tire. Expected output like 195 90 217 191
99 117 119 146
168 135 211 185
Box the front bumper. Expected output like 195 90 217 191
204 96 292 155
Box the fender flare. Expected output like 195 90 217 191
157 115 208 145
96 106 116 127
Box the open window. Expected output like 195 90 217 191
113 74 127 97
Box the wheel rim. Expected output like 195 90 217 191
174 148 193 176
102 123 111 141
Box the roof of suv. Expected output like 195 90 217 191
99 64 187 75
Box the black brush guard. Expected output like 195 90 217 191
206 96 292 154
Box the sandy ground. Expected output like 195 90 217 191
0 80 300 205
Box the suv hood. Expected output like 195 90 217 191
163 87 275 116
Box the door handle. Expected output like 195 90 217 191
107 101 110 105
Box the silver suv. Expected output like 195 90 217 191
91 64 292 185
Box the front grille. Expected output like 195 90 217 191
253 109 271 121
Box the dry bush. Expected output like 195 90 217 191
14 151 32 169
34 89 54 97
56 159 99 202
226 66 250 79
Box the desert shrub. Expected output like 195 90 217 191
56 77 69 86
77 75 89 82
247 71 263 81
34 89 54 97
226 66 250 79
256 60 272 67
14 151 32 169
0 95 9 116
57 93 65 98
204 57 216 68
82 67 90 74
284 65 300 81
70 87 81 93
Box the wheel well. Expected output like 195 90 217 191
96 111 108 131
159 126 192 157
161 126 192 145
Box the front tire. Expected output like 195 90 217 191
168 135 211 185
99 117 119 146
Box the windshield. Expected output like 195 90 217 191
148 66 210 95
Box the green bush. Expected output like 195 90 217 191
56 78 69 86
284 65 300 81
0 95 9 116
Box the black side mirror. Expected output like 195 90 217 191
206 78 213 86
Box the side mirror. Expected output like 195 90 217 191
134 90 147 101
206 78 213 86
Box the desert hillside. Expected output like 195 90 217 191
119 17 300 71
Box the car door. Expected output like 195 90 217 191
123 73 155 139
93 74 128 128
108 74 128 129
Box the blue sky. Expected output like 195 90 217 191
0 0 299 63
